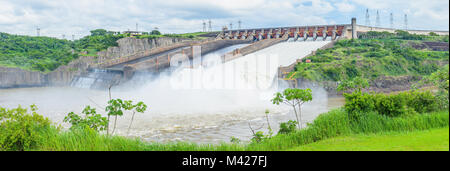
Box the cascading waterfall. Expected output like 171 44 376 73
0 40 338 144
70 69 122 89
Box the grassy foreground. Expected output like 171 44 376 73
27 109 449 151
289 127 449 151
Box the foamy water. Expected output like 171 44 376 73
0 41 342 144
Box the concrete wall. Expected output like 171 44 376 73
0 67 46 88
0 56 95 88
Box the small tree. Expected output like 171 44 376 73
271 88 313 129
105 99 124 135
264 109 273 137
151 30 161 35
127 101 147 136
105 99 148 136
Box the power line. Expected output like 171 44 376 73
404 14 408 30
208 19 212 32
238 20 241 30
365 8 370 26
390 13 394 29
36 26 40 37
202 20 206 32
376 10 380 27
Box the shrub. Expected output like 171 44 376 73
0 105 51 151
344 90 440 118
403 91 439 113
63 105 108 132
251 131 266 143
373 93 408 117
343 92 375 117
278 120 298 134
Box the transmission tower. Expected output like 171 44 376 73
390 13 394 29
404 14 408 30
208 19 212 32
62 34 65 39
238 20 241 30
376 10 380 27
202 20 206 32
365 9 370 26
36 27 40 37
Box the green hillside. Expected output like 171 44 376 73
289 31 449 82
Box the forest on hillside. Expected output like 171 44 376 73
0 29 209 72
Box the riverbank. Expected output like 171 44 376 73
14 109 447 151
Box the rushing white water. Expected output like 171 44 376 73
0 41 341 143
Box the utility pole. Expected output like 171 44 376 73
390 13 394 29
229 22 233 30
136 23 138 32
202 20 206 32
238 20 241 30
404 14 408 31
376 10 380 27
36 26 40 37
208 19 212 32
62 34 65 39
72 35 75 41
365 8 370 26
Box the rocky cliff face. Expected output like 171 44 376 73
296 75 422 96
97 37 190 61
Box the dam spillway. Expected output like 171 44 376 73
1 39 337 143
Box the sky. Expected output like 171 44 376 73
0 0 448 39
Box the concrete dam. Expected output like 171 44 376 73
71 18 449 89
3 18 449 143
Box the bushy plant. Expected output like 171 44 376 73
343 92 376 118
344 90 440 118
373 93 408 117
278 120 298 134
63 105 108 132
403 91 439 113
230 136 241 144
251 131 266 143
0 105 51 151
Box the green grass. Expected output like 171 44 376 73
289 127 449 151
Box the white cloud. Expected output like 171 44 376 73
0 0 447 38
336 1 355 13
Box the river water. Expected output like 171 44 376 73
0 41 345 144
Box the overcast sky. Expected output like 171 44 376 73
0 0 448 39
